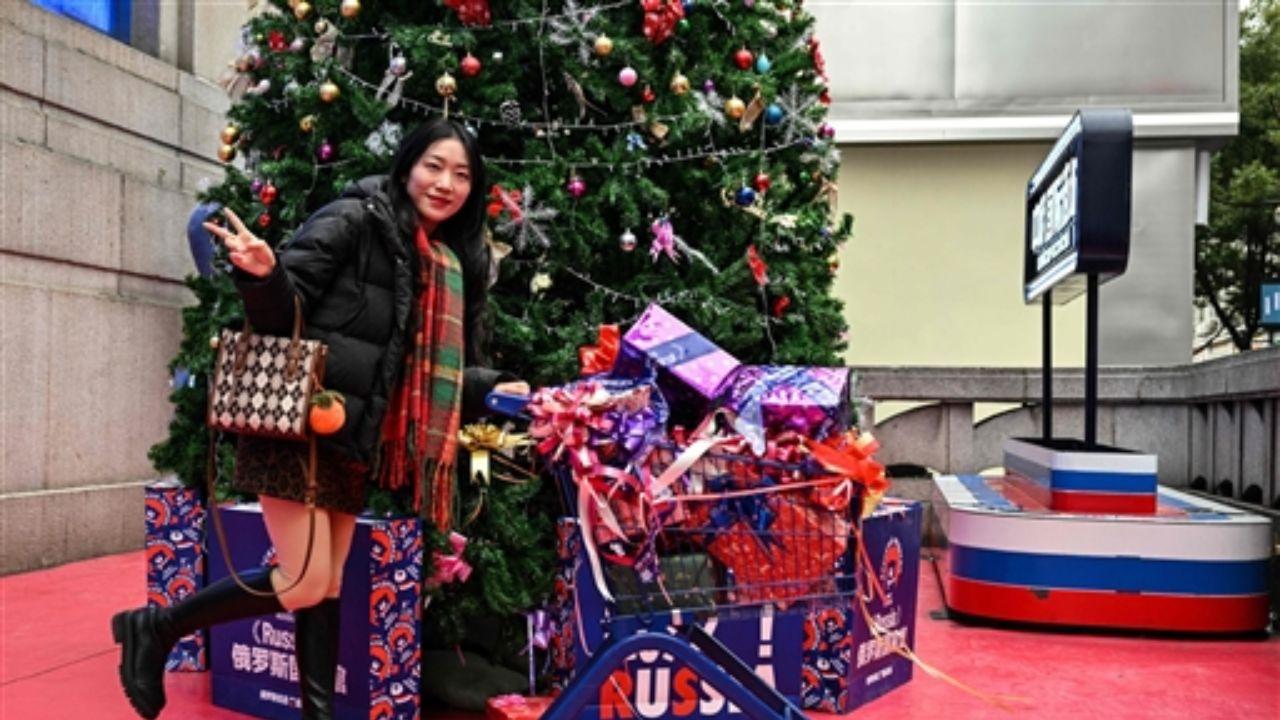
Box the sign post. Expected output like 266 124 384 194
1024 108 1133 447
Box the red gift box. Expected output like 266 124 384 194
708 496 849 607
486 694 553 720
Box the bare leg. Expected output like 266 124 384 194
325 511 359 599
259 495 333 611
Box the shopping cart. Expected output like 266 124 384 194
486 390 863 719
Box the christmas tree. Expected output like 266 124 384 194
150 0 850 675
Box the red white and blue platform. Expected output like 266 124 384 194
934 473 1273 634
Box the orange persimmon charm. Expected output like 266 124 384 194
309 391 346 435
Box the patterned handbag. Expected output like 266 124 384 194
208 296 327 440
206 295 327 597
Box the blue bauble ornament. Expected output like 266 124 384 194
764 104 784 125
683 0 695 10
755 54 771 73
735 186 757 206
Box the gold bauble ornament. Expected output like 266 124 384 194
217 144 237 163
314 19 331 34
318 80 340 103
339 0 361 19
209 334 221 350
293 1 312 21
594 35 614 57
724 95 746 120
299 114 316 133
219 124 241 145
669 73 691 96
436 72 458 98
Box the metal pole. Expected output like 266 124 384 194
1043 289 1052 441
1085 273 1099 447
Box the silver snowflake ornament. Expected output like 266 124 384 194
493 185 558 252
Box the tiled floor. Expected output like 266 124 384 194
2 550 1277 719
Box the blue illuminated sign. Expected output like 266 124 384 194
1262 282 1280 329
32 0 131 43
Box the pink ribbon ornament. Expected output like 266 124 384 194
427 531 472 589
649 218 680 264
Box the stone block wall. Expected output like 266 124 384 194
1 1 229 574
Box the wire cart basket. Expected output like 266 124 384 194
521 400 865 720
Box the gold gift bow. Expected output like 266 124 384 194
457 423 535 526
458 423 533 486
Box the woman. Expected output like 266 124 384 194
111 119 527 719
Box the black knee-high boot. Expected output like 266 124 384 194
294 597 341 719
111 567 283 719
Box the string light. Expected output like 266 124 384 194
335 65 698 133
483 139 808 169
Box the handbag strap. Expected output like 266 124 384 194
205 429 318 598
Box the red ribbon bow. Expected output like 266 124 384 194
443 0 491 26
578 325 620 377
640 0 685 45
803 429 888 515
747 245 769 286
487 184 523 220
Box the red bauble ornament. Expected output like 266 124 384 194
641 84 656 103
642 0 661 10
460 53 482 78
734 47 754 70
753 172 772 192
257 212 272 229
772 295 791 317
259 183 278 206
819 89 831 106
267 30 288 53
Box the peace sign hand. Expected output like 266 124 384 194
203 207 276 278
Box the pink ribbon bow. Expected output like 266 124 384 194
650 218 679 263
427 532 472 589
527 383 617 477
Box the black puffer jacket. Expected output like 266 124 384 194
233 176 509 464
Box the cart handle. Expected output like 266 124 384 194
485 390 531 418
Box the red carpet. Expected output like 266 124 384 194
2 550 1277 719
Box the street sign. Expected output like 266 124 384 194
1024 109 1133 304
1262 281 1280 329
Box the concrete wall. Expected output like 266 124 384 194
833 142 1198 372
858 347 1280 504
0 1 229 575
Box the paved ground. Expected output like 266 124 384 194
2 550 1277 719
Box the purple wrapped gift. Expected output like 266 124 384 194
717 365 854 454
614 304 741 413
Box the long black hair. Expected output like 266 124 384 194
386 118 494 363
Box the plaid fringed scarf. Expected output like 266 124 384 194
376 226 466 531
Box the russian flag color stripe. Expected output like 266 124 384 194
949 545 1269 595
1050 491 1156 514
1048 469 1157 493
947 576 1270 633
